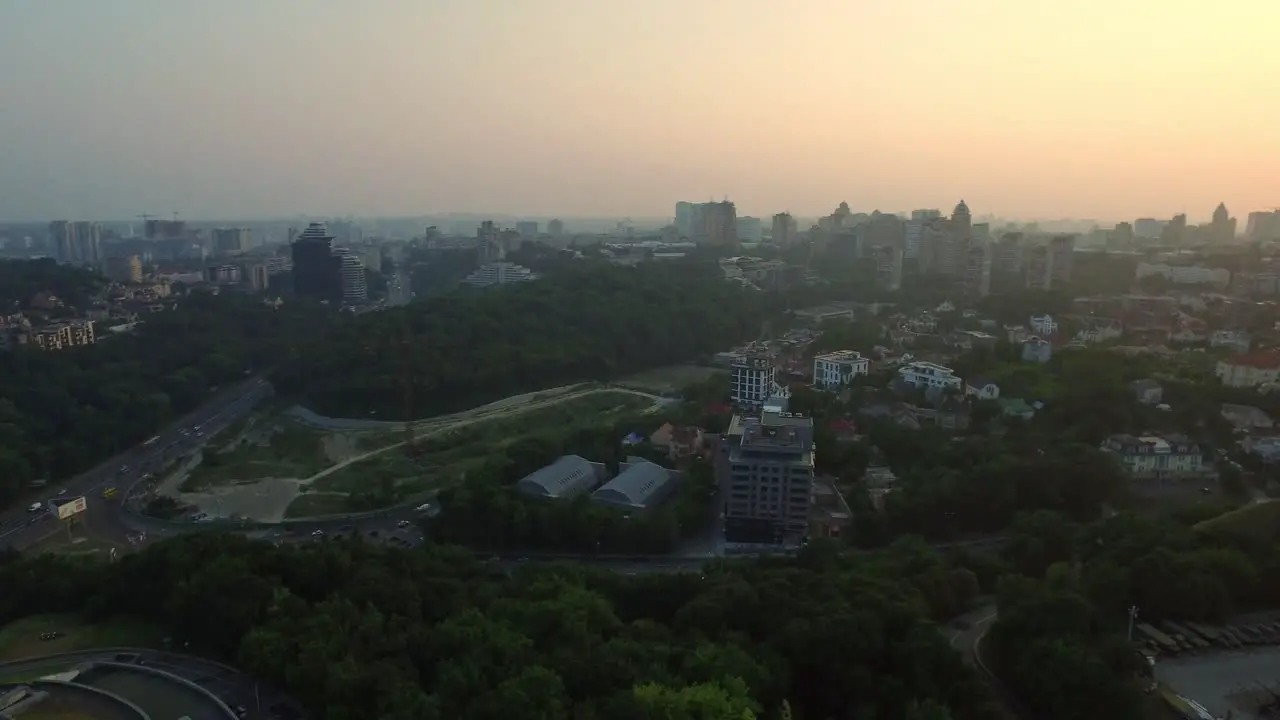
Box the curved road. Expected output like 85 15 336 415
0 648 301 720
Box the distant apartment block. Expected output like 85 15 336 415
812 351 870 390
104 254 143 284
462 261 539 289
32 319 96 351
731 355 782 407
1101 434 1209 481
212 227 252 255
1215 353 1280 388
897 361 961 392
718 408 815 544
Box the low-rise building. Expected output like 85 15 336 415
998 397 1035 420
590 457 679 512
515 455 605 500
1030 313 1057 336
1220 404 1274 431
812 350 869 390
1130 379 1163 405
462 261 539 288
731 354 783 407
898 361 962 392
964 377 1000 400
1215 352 1280 388
1022 336 1053 363
1101 434 1209 480
649 423 705 459
1209 330 1251 354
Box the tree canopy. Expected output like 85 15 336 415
0 534 1002 720
0 292 334 509
275 262 764 419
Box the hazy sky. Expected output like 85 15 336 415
2 0 1277 223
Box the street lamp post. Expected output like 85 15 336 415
1127 605 1140 642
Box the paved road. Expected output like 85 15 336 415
947 605 1034 720
0 378 273 550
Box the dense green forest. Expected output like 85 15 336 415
0 291 334 509
0 258 105 309
275 262 764 419
988 508 1280 719
0 535 1001 720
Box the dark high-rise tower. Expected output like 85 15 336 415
291 222 342 302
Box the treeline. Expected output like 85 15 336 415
988 508 1280 718
0 258 104 309
0 292 334 509
276 262 764 419
0 534 1002 720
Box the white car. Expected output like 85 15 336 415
311 529 324 537
415 503 431 513
27 502 43 513
397 520 411 528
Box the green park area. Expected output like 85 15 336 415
620 364 722 394
180 419 338 491
1195 500 1280 544
284 390 656 517
0 615 166 665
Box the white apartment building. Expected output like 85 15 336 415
1029 313 1057 336
1101 434 1207 480
1135 262 1231 289
462 261 539 288
1215 353 1280 388
731 355 782 406
898 361 962 392
812 351 869 390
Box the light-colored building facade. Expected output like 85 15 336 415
812 351 869 390
1022 336 1053 363
1030 313 1057 336
1101 434 1208 481
898 361 962 392
462 261 538 288
731 355 782 407
1215 353 1280 388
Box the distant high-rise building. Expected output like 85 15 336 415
771 213 798 246
1246 211 1280 242
337 251 368 303
104 254 143 283
144 219 186 240
212 227 251 255
950 200 972 242
547 219 565 238
873 244 904 291
48 221 101 266
963 243 992 298
476 221 503 264
239 261 269 291
911 209 942 222
736 216 763 243
695 201 739 246
1134 218 1163 239
1049 235 1075 288
1025 244 1053 290
516 221 539 238
1210 203 1237 244
1161 214 1187 245
291 223 342 303
1111 222 1134 247
675 202 697 238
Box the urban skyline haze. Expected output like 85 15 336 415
1 0 1276 223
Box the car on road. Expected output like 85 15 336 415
27 502 43 513
311 529 324 537
415 503 432 513
102 487 118 499
397 520 411 528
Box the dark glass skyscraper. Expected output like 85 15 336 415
291 223 342 302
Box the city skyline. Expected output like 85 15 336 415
1 0 1276 222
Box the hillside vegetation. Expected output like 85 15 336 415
276 262 763 419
